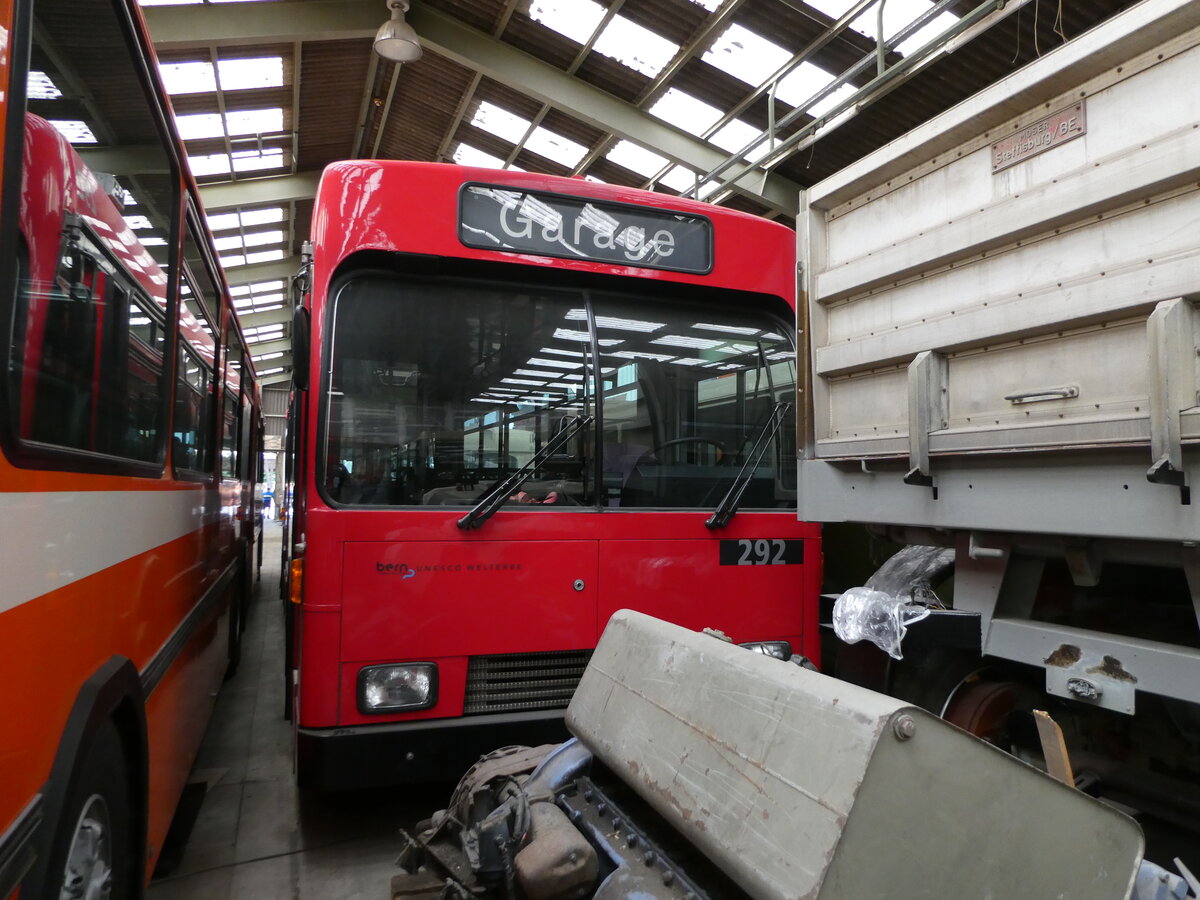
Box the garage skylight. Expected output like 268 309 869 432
176 109 283 141
806 0 958 55
453 144 507 170
50 120 98 144
221 247 285 269
28 71 62 100
528 0 604 45
592 16 677 78
189 153 231 177
708 119 770 161
776 63 856 117
176 113 224 140
703 23 790 87
160 61 216 94
218 57 284 91
606 140 669 179
160 57 284 95
472 102 528 144
525 128 587 167
231 279 285 298
232 147 286 173
702 24 856 120
227 108 283 136
649 89 723 137
209 208 285 231
530 0 678 79
659 166 700 193
470 102 587 168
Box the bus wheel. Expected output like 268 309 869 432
51 720 133 900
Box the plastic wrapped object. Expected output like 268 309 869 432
833 545 954 659
865 544 954 597
832 587 930 659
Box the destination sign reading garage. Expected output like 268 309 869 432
459 183 713 274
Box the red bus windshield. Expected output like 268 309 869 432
321 271 797 510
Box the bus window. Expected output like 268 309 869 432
323 272 595 507
222 338 242 478
592 295 797 508
174 239 219 473
9 218 168 461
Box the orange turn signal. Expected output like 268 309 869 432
289 558 304 605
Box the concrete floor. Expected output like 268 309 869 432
147 521 449 900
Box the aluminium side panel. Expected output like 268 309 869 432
798 0 1200 540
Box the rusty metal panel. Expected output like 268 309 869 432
568 610 1143 900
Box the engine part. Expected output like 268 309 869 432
514 801 598 900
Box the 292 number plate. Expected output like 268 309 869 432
719 539 804 566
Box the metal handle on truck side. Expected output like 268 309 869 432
1004 385 1079 404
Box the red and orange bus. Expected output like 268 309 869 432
0 0 261 894
285 161 821 789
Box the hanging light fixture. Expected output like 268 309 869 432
374 0 423 63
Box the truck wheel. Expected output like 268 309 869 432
48 720 134 900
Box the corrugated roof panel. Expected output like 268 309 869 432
297 39 372 170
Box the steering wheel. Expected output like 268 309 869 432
647 437 727 465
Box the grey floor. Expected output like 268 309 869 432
147 521 449 900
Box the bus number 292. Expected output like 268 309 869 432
720 539 804 566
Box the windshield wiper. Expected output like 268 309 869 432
705 400 792 530
458 415 594 530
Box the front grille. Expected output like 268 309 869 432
463 649 593 715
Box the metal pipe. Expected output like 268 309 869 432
525 737 593 795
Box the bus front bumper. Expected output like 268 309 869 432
296 709 572 790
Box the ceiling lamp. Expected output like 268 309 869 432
374 0 423 63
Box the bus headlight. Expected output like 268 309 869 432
357 663 438 713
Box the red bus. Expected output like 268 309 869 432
286 161 821 789
0 0 262 893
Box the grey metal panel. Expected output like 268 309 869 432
813 204 1199 378
986 618 1200 707
799 2 1200 541
797 451 1200 542
200 173 321 211
261 373 294 390
240 306 292 330
568 610 1143 900
262 387 289 418
815 109 1200 302
224 256 301 286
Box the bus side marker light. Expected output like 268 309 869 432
357 663 438 713
289 558 304 605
